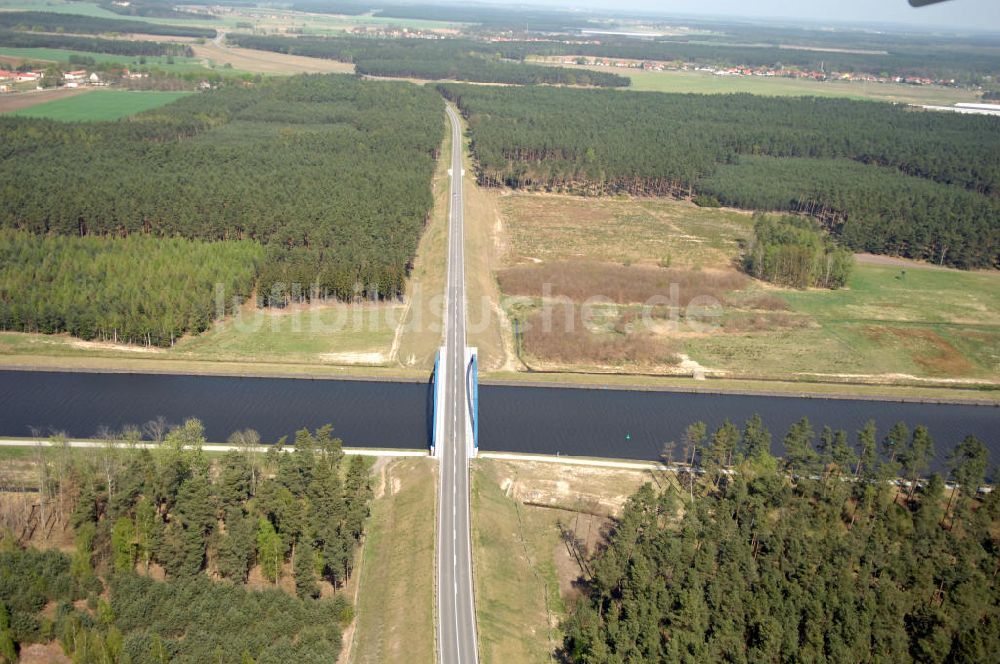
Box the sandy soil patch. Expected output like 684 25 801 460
677 353 716 378
18 643 70 664
70 339 164 354
122 33 198 43
855 253 973 272
798 371 998 386
864 326 975 375
496 460 650 516
319 351 386 364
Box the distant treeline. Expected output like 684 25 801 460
698 156 999 267
0 11 216 38
288 2 600 30
227 34 630 87
98 0 215 21
0 29 194 57
268 4 997 81
510 39 1000 84
441 84 1000 268
0 74 444 309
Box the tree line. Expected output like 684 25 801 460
506 38 1000 85
0 230 262 347
0 74 444 310
0 418 368 662
0 11 216 39
743 214 854 289
227 34 630 88
563 414 996 662
289 2 599 32
441 84 1000 268
0 29 194 57
699 156 998 268
97 0 214 21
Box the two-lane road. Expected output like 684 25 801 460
437 105 478 664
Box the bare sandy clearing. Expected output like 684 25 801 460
319 351 386 364
70 339 164 354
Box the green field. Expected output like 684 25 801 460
529 59 980 105
0 302 402 366
0 0 226 27
685 262 1000 381
0 45 211 74
173 303 401 366
351 458 436 663
0 0 463 31
0 0 128 19
621 69 978 105
11 89 189 120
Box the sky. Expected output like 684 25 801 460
531 0 1000 32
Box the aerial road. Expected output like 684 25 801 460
437 105 479 664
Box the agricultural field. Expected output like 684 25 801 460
531 61 980 106
0 86 88 112
0 0 462 32
0 46 202 68
0 0 132 20
685 260 1000 382
191 39 355 75
471 457 653 663
10 89 189 120
621 69 980 106
491 193 1000 387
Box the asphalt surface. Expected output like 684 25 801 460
437 105 478 664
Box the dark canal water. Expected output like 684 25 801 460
0 371 996 473
480 384 998 473
0 371 432 449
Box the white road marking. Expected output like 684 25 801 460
438 105 477 664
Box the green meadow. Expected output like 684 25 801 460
12 89 189 120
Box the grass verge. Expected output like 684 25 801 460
458 108 514 371
483 371 1000 403
393 116 451 370
350 458 436 664
471 458 653 663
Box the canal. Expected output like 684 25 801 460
0 371 995 472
